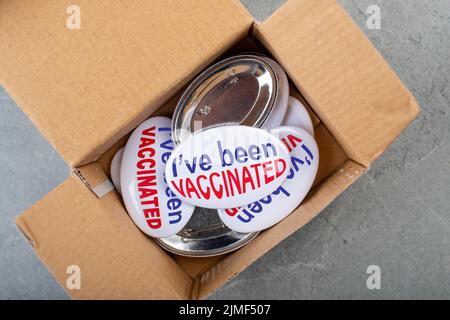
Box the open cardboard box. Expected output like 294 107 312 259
0 0 419 299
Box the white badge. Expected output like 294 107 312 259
282 97 315 137
121 117 195 238
165 125 290 209
110 147 124 194
218 126 319 232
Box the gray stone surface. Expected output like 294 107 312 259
0 0 449 299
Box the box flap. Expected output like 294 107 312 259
16 174 193 299
255 0 420 166
0 0 253 166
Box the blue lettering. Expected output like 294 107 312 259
248 201 263 214
217 141 234 167
199 154 212 171
237 209 254 223
248 145 261 160
169 211 182 224
261 143 277 157
302 144 314 165
291 156 305 172
260 196 272 205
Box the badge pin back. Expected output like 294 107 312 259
217 126 319 233
120 116 195 238
172 54 290 145
165 125 291 209
154 206 259 257
282 97 315 137
110 147 124 194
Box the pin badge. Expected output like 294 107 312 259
121 117 195 238
217 126 319 233
110 147 124 194
165 125 291 209
164 54 290 256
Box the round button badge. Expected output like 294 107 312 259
217 126 319 233
112 54 320 256
121 116 195 238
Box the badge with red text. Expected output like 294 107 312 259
218 126 319 232
165 125 290 209
121 117 195 238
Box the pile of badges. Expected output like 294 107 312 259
110 55 319 257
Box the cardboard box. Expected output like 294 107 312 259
0 0 419 299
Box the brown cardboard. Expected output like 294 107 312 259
4 0 420 299
255 0 420 167
0 0 253 167
75 162 115 198
16 175 193 299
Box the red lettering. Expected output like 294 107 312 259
138 137 155 148
221 170 230 197
138 187 157 200
226 168 242 196
137 147 155 159
210 172 224 199
143 207 160 219
170 179 186 198
241 166 255 193
141 126 156 137
185 178 201 199
225 208 239 217
262 161 275 184
168 158 287 203
287 134 302 150
147 219 161 229
249 163 262 188
281 137 292 152
196 175 211 199
137 158 155 170
141 196 159 207
274 158 287 178
137 175 156 187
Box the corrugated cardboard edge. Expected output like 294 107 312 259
196 160 366 299
75 162 115 198
76 24 254 167
254 0 420 167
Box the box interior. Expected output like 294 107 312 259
80 32 352 298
